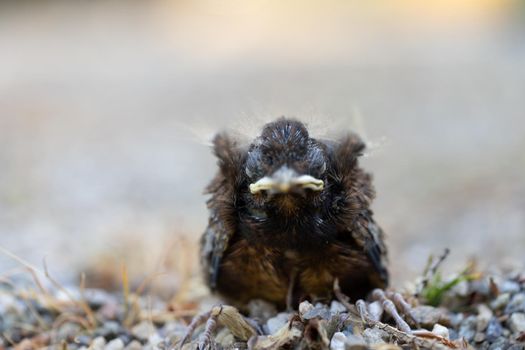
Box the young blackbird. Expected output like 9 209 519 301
200 118 389 310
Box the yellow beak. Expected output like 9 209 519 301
249 167 324 194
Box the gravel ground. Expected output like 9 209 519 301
1 268 525 350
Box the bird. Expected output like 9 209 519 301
199 117 389 311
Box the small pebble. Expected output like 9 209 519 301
148 333 163 347
118 334 132 346
342 324 354 337
105 338 124 350
458 315 477 342
362 328 388 345
411 305 448 327
75 335 93 346
266 312 290 334
506 294 525 314
500 281 521 294
488 337 509 350
91 336 107 350
477 304 493 332
508 313 525 334
215 327 235 348
431 323 450 339
97 321 122 340
449 313 465 328
99 302 119 320
330 332 368 350
448 328 459 340
490 293 511 310
0 293 22 314
57 322 82 341
469 278 491 296
368 301 382 321
124 340 142 350
474 332 486 343
345 334 368 348
330 300 347 314
84 289 118 308
452 280 469 296
486 317 504 342
299 300 314 316
131 321 155 341
302 304 331 320
506 344 525 350
330 332 347 350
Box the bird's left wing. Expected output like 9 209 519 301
321 133 389 287
351 213 389 286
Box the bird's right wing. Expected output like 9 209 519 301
200 133 245 289
200 207 232 289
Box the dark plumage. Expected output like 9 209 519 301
200 118 388 310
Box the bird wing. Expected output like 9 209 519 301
200 206 232 289
351 213 389 286
321 133 389 286
200 133 245 289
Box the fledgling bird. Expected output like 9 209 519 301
200 118 389 310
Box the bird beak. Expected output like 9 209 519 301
249 166 324 194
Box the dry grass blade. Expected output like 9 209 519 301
51 313 92 343
0 276 47 332
0 245 48 295
19 292 48 332
134 271 168 297
122 262 130 311
43 258 97 329
2 332 16 347
123 294 142 328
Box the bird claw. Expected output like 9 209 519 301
178 305 257 349
356 288 416 333
197 334 216 350
178 308 217 350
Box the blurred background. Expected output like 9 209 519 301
1 0 524 295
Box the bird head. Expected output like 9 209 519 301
245 119 327 213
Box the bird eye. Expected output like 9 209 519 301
248 208 268 220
